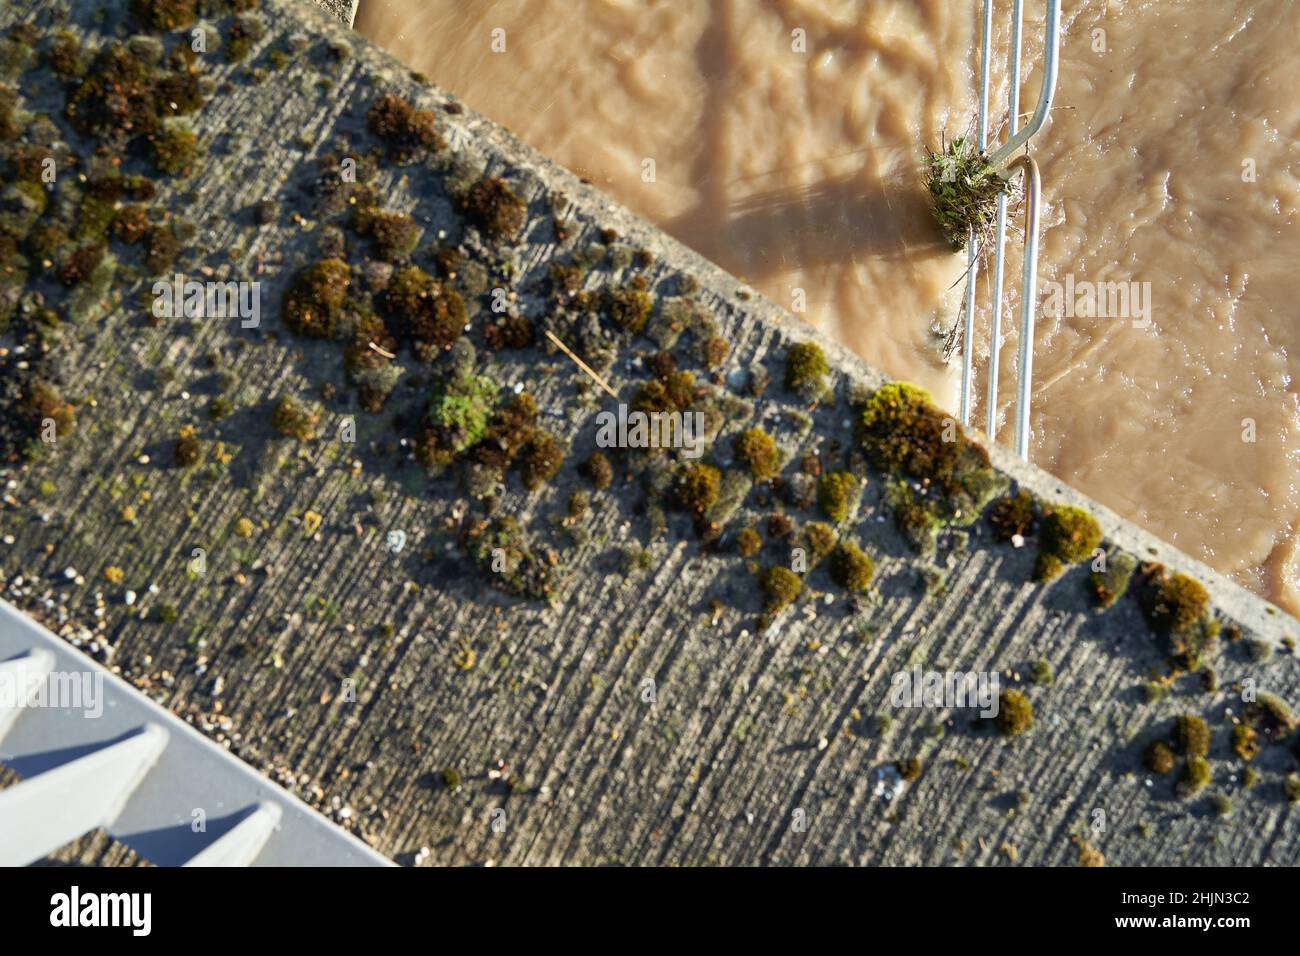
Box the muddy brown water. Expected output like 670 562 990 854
356 0 1300 614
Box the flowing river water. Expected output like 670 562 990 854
356 0 1300 614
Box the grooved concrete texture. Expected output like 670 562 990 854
312 0 356 27
1 0 1297 866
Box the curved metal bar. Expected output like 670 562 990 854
986 0 1061 171
1007 154 1042 459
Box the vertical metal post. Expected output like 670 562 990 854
1008 154 1042 459
986 0 1024 439
959 0 995 427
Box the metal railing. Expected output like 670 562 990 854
958 0 1061 459
0 601 393 866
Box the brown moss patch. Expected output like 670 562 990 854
282 258 350 338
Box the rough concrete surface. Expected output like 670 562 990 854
0 0 1297 867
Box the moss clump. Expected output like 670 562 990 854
26 221 67 263
783 340 828 399
883 481 941 556
1143 740 1175 775
1075 839 1105 868
418 370 498 468
1034 505 1101 581
130 0 198 30
173 425 201 467
994 690 1033 736
803 522 836 561
896 757 922 782
579 451 613 490
735 527 762 557
1177 757 1211 798
460 175 526 242
57 243 105 287
473 392 541 473
828 542 874 593
343 308 392 379
859 382 1003 525
441 767 461 791
483 313 534 350
112 205 150 245
353 208 420 261
271 395 320 441
367 93 444 162
46 32 86 77
519 430 565 491
924 134 1006 251
72 194 115 243
732 427 779 480
1089 550 1137 609
859 381 957 482
1174 714 1211 758
631 370 695 418
671 463 722 516
151 120 198 175
1141 570 1210 634
382 265 466 358
144 224 177 275
1030 658 1053 687
1286 773 1300 805
462 515 559 601
282 258 350 338
701 336 729 369
1242 692 1296 738
66 43 162 140
23 380 76 439
759 565 802 612
1231 724 1259 762
817 470 859 523
600 276 653 334
988 490 1035 542
225 15 266 63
